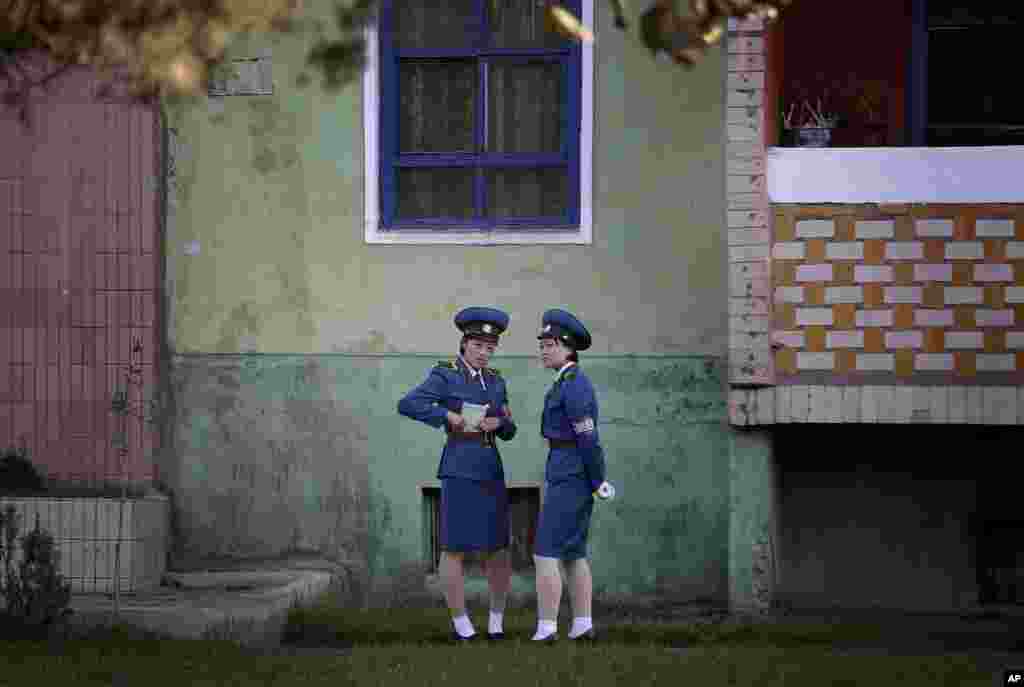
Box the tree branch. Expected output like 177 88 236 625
0 50 74 127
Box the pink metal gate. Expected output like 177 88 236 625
0 53 160 486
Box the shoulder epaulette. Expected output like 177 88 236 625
563 369 578 381
435 360 456 370
485 367 502 377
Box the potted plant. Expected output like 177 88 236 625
851 78 889 146
782 98 840 147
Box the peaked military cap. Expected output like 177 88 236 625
454 307 509 342
537 308 592 351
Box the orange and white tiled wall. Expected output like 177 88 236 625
771 205 1024 385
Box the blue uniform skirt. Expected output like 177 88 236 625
440 477 510 553
534 476 594 560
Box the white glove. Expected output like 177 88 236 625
595 481 615 501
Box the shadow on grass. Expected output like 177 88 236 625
0 614 176 643
282 591 840 650
281 589 1024 655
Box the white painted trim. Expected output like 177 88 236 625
578 0 593 243
362 3 594 246
767 146 1024 204
363 19 380 241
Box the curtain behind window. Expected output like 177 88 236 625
393 0 570 222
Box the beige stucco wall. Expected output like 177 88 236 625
165 0 728 358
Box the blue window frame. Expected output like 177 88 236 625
378 0 582 230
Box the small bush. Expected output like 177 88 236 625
0 448 45 494
0 446 156 499
0 505 72 635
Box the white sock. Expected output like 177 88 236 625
569 617 593 638
452 614 475 638
488 611 504 634
532 619 557 641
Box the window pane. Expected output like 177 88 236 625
928 28 1024 126
400 60 478 153
486 167 567 219
488 0 571 48
393 0 478 49
487 60 562 153
397 168 476 220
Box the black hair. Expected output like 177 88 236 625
557 335 579 362
544 336 578 362
539 335 578 362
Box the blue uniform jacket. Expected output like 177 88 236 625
397 357 517 481
541 365 606 491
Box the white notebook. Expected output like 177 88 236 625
461 402 489 430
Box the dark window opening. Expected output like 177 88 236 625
976 520 1024 605
422 485 540 573
922 1 1024 146
775 0 1024 147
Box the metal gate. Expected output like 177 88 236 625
0 53 160 488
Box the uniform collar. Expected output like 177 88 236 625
555 361 576 381
459 355 481 377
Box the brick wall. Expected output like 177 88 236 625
732 203 1024 425
773 204 1024 385
727 18 775 425
725 22 1024 426
726 18 772 389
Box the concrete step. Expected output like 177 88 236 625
66 566 334 646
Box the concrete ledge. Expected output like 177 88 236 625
67 568 333 646
163 570 304 590
767 146 1024 203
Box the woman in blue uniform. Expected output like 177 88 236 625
397 307 517 642
531 309 613 643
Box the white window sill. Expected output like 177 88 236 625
767 145 1024 204
364 222 592 245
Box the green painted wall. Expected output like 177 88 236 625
159 0 772 603
166 353 730 600
727 429 777 611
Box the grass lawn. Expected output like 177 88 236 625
0 597 1016 686
0 635 1001 687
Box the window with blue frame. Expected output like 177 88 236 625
378 0 582 230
